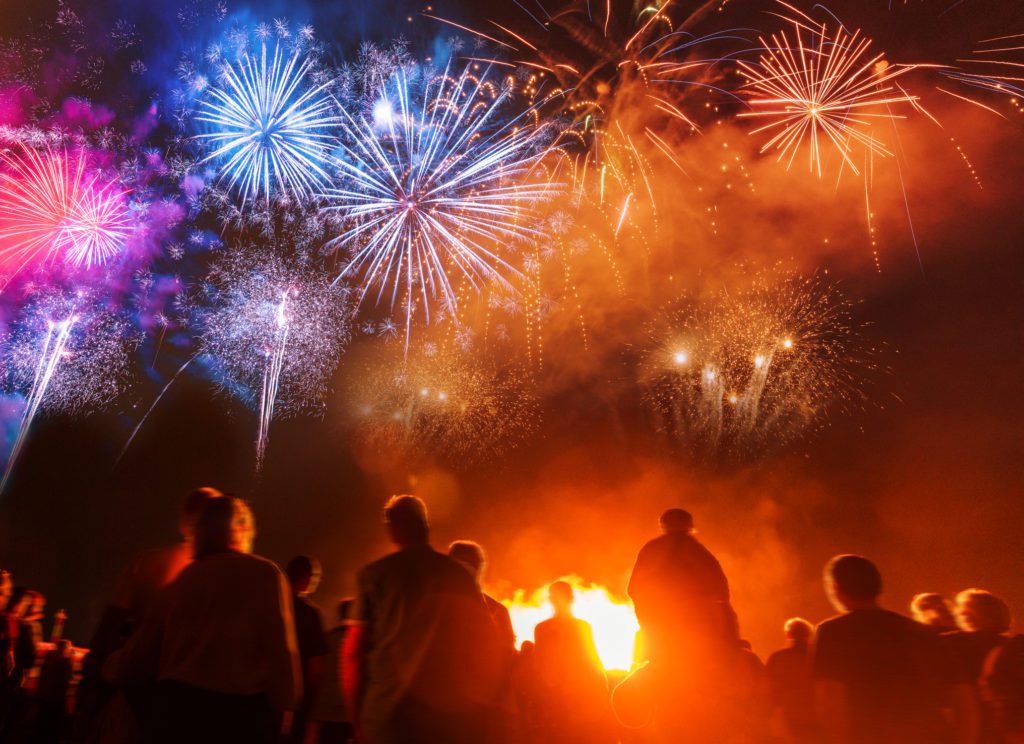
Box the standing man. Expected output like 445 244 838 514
811 554 946 743
343 495 500 744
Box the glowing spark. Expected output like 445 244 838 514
195 42 339 205
0 146 130 277
738 15 917 176
325 65 558 341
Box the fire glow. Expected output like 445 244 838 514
501 577 640 672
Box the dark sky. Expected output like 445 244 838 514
0 0 1022 656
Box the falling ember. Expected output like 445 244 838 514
502 577 639 672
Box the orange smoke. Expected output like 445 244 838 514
501 576 640 672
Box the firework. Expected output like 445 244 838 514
1 290 133 491
195 41 340 205
642 274 870 460
0 145 131 278
198 247 352 470
345 336 536 462
738 11 917 176
324 64 559 343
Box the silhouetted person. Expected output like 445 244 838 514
77 487 223 741
943 589 1013 743
449 540 518 743
765 618 817 742
628 509 734 666
286 555 329 744
911 592 958 634
981 632 1024 741
108 496 300 744
533 581 611 744
343 495 501 744
311 599 355 744
811 554 945 743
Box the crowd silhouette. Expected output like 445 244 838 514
0 489 1021 743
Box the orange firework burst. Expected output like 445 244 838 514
738 7 917 176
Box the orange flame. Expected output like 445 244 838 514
501 576 640 672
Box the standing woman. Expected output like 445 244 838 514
108 496 301 744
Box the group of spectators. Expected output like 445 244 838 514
0 489 1021 744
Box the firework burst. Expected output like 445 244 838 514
345 336 537 463
195 41 340 205
325 64 560 344
738 10 918 176
642 273 871 460
0 145 131 279
1 289 133 491
198 247 352 470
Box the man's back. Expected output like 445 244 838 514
812 608 944 742
148 551 298 709
353 545 498 741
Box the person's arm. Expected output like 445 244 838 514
264 564 302 714
103 586 167 686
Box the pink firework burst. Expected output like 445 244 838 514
0 144 131 278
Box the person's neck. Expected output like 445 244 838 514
844 598 881 612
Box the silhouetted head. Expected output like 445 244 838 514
784 617 814 647
448 540 486 583
286 555 321 596
337 598 354 624
911 592 956 629
384 494 429 548
194 497 255 558
956 589 1012 634
660 509 694 534
180 487 223 542
825 554 882 612
549 580 575 616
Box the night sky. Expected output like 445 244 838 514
0 0 1022 657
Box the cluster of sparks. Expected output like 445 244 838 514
346 339 536 463
1 290 132 491
198 247 352 469
0 146 131 280
642 275 870 460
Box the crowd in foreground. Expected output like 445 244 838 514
0 488 1022 744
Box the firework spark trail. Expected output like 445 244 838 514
200 247 351 470
738 12 918 177
0 146 131 279
195 42 340 205
325 64 560 346
115 355 197 467
255 289 292 470
1 313 76 493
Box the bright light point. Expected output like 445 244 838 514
673 350 688 366
372 98 394 128
754 354 765 368
437 391 448 401
727 392 739 405
705 369 716 381
420 387 429 397
782 338 794 349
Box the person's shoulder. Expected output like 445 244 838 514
484 593 509 616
